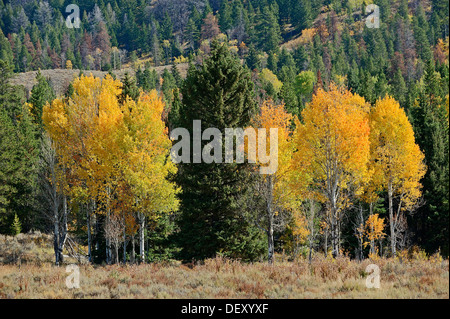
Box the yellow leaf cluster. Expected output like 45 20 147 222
292 84 371 205
249 100 299 209
363 214 386 247
369 96 426 211
259 69 283 94
42 74 179 221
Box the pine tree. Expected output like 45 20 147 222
256 5 282 53
410 60 449 256
10 213 21 235
0 60 23 124
412 14 432 62
168 87 181 131
245 44 260 71
391 69 407 108
29 70 55 128
161 68 176 107
174 42 265 261
185 17 200 51
161 12 174 41
119 72 140 103
219 0 233 33
171 64 183 88
398 0 409 19
0 60 39 233
0 28 14 67
294 0 313 31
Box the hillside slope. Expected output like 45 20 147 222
10 63 189 96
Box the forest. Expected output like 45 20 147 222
0 0 449 269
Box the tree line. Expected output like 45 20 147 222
0 0 448 263
1 41 448 264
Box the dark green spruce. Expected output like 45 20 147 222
172 42 265 262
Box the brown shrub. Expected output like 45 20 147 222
101 278 118 290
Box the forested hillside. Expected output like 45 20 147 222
0 0 448 265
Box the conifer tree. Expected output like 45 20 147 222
28 70 55 128
294 0 313 31
0 60 39 233
119 72 140 103
410 60 449 256
10 213 21 235
256 5 282 54
219 0 233 33
246 44 260 71
174 42 265 261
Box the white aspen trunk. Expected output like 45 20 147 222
53 212 60 265
330 172 339 258
59 195 68 264
139 213 145 264
51 162 61 266
123 218 127 264
87 202 92 263
106 212 111 264
331 207 338 258
369 202 375 256
106 186 113 264
267 176 274 264
388 180 396 257
308 199 315 263
115 240 119 264
131 234 135 264
267 221 274 265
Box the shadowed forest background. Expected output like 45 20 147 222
0 0 448 269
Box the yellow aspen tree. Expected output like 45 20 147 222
43 74 179 264
247 99 298 264
44 74 126 263
369 96 426 256
292 84 371 258
364 213 386 257
121 91 180 263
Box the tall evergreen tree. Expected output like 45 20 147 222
410 60 449 257
294 0 313 31
219 0 233 33
0 60 23 122
245 44 260 71
0 60 39 233
119 72 140 103
174 42 265 261
29 70 55 128
255 5 282 53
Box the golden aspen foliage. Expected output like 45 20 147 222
369 96 426 212
289 209 310 244
291 84 371 257
369 96 426 255
121 90 180 218
363 213 386 248
259 69 283 94
248 99 299 263
292 84 371 208
42 74 179 224
250 99 298 209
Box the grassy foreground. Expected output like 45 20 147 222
0 233 448 299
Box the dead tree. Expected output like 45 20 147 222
38 134 68 266
104 212 124 264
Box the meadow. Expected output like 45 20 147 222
0 232 448 299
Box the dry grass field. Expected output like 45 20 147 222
0 233 448 299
